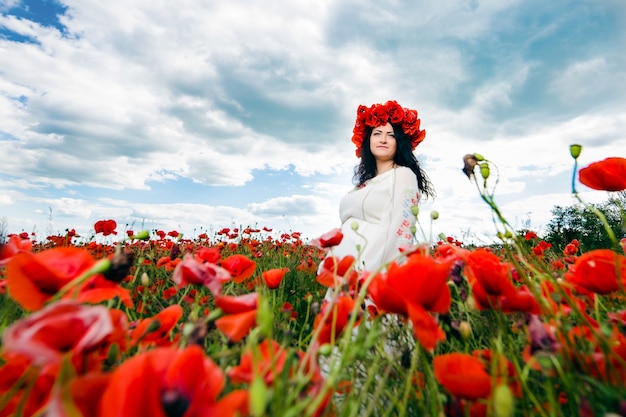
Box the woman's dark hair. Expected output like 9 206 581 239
353 124 435 199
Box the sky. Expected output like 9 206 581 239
1 0 625 244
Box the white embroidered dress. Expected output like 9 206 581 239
329 166 419 272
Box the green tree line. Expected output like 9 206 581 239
542 192 625 252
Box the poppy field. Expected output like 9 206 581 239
1 148 626 417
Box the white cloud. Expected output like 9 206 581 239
0 0 624 241
549 57 614 103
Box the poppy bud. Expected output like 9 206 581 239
480 163 490 180
473 153 485 161
466 295 478 311
459 321 472 340
182 322 195 337
141 272 150 286
431 210 439 220
318 343 333 357
351 221 359 231
492 383 514 417
411 205 419 216
569 144 582 159
410 226 417 235
129 230 150 240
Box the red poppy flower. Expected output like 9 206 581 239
172 255 231 295
0 353 58 417
131 304 183 346
406 303 446 351
214 293 258 314
220 254 257 283
564 243 579 256
262 267 289 289
368 254 451 316
215 310 257 342
6 247 98 311
579 157 626 192
94 219 118 236
565 249 626 294
281 301 298 320
313 228 344 248
99 345 247 417
75 274 134 308
228 339 288 385
47 372 112 417
0 234 32 266
465 249 517 310
313 294 359 345
532 240 552 257
472 350 522 398
367 253 452 350
101 308 129 358
500 285 542 315
195 247 222 264
433 353 492 400
524 231 538 240
316 255 358 288
2 300 113 366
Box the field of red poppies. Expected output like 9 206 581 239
1 148 625 417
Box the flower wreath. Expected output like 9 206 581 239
351 100 426 158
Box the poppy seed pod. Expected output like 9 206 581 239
480 163 490 180
570 144 582 159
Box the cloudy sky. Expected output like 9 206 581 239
1 0 625 244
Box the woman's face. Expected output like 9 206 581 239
369 123 396 162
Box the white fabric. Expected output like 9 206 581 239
328 166 419 272
318 167 420 403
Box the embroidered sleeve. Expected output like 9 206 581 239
384 168 419 264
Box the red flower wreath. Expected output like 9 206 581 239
351 100 426 158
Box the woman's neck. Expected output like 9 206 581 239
376 160 395 176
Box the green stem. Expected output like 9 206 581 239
571 158 578 194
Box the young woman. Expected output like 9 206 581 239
328 100 434 272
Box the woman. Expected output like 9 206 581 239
316 101 435 403
328 100 434 273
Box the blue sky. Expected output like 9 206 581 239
1 0 625 243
